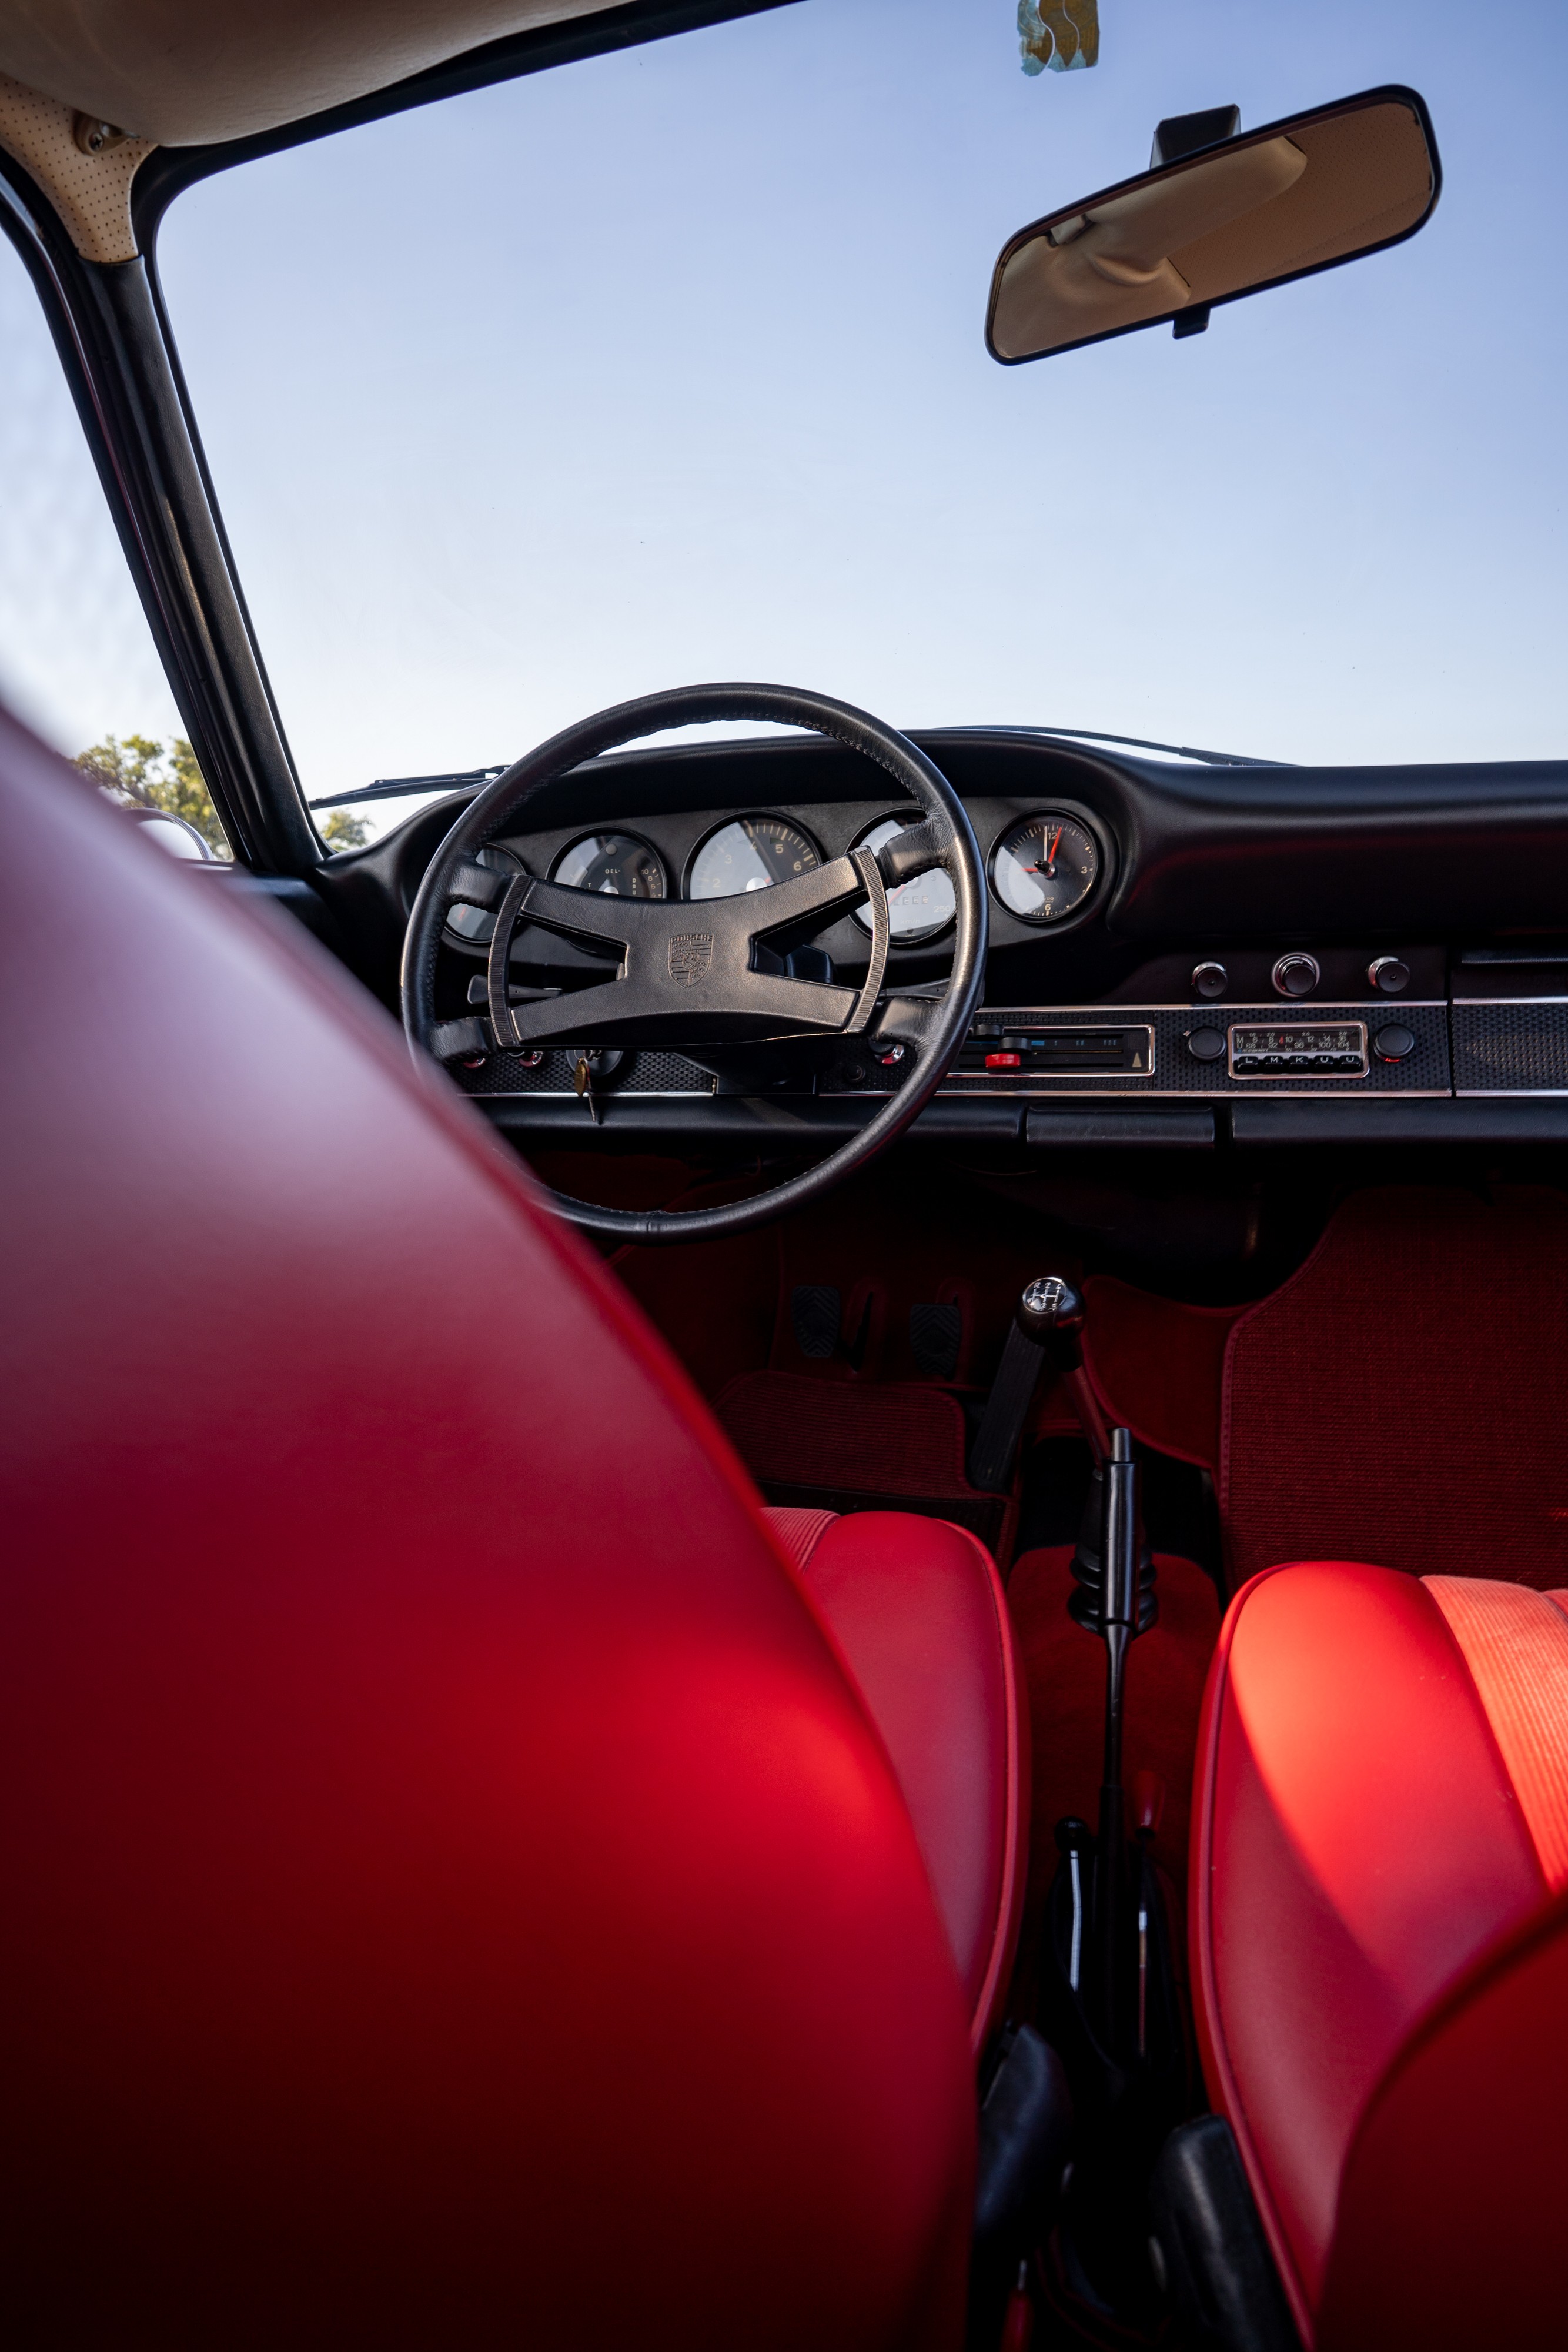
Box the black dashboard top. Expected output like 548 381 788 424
313 727 1568 1017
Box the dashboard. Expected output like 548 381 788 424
312 727 1568 1152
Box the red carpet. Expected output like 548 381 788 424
1222 1187 1568 1590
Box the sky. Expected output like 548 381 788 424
3 0 1566 840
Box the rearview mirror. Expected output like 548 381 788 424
987 85 1439 363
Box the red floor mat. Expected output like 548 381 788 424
1222 1186 1568 1590
1008 1545 1221 1922
714 1369 1017 1556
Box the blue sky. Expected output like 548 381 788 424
4 0 1566 823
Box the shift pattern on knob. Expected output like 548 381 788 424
1020 1273 1082 1333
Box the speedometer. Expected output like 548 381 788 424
850 814 954 943
990 812 1100 926
687 816 820 899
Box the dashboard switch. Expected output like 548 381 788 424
1369 956 1411 994
1373 1024 1416 1063
1272 953 1320 998
985 1051 1023 1069
1186 1028 1227 1063
1191 961 1228 1000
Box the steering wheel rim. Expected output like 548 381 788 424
402 683 987 1242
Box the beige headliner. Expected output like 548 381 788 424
0 0 623 147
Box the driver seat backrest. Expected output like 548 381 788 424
0 711 975 2347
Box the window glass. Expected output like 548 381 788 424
0 233 235 851
133 0 1567 842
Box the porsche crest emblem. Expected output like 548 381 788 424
668 931 713 987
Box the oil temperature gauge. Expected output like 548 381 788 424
990 811 1101 926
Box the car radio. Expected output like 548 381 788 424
1226 1022 1369 1078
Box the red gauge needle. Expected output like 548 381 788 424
1026 828 1064 877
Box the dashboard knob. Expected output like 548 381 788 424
1369 956 1410 994
1373 1024 1416 1063
1191 961 1228 1000
1272 953 1320 998
1186 1028 1228 1063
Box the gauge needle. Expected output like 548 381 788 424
1025 827 1064 877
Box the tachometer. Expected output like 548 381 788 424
551 832 667 898
990 812 1100 926
687 816 820 899
850 814 955 944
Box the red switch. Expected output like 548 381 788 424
985 1051 1022 1069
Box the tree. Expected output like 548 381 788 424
76 733 231 858
75 734 370 853
319 806 371 851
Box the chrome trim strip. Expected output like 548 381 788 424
929 1085 1452 1100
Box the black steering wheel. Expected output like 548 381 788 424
403 684 987 1242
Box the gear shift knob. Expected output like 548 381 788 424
1018 1273 1086 1354
1020 1272 1109 1461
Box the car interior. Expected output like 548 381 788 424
4 4 1567 2348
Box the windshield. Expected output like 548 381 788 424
151 0 1567 837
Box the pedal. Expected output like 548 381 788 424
910 1301 962 1379
790 1284 841 1360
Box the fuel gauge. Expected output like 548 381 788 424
990 812 1100 926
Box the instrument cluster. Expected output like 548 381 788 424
444 801 1108 950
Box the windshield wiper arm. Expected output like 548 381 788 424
969 726 1292 769
308 764 509 810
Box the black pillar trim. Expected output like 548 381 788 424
0 153 317 868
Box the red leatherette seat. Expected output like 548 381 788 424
1193 1558 1568 2348
0 712 989 2347
765 1508 1029 2052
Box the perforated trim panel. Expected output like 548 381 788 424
1453 1001 1568 1093
825 1003 1450 1097
459 1048 715 1096
0 72 153 262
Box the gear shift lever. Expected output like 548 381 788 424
969 1273 1111 1494
1024 1274 1112 1464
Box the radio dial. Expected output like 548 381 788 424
1272 953 1320 998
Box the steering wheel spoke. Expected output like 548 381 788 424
868 991 945 1055
875 815 952 889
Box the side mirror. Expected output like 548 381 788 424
987 85 1439 364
